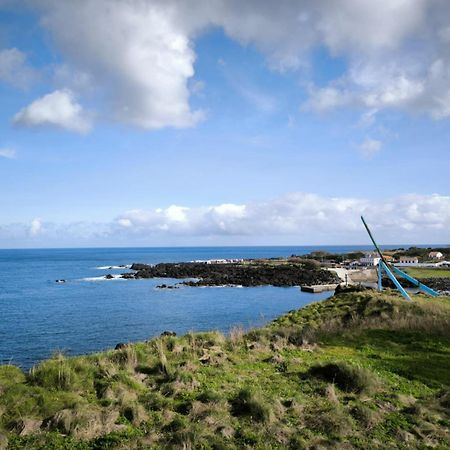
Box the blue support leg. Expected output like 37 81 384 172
391 265 440 297
380 261 411 301
378 263 383 291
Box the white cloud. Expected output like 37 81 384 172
1 192 449 245
0 148 16 159
13 89 92 133
114 192 450 241
38 0 204 129
29 218 43 236
359 139 383 159
0 47 38 89
5 0 450 131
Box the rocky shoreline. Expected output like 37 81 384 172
121 262 340 287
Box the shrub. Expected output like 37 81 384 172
230 388 272 423
109 346 138 370
308 362 379 394
0 366 25 388
197 390 222 403
351 404 380 429
29 354 78 391
305 404 353 437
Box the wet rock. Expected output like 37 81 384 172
160 331 176 337
105 274 114 280
120 273 135 279
55 279 66 283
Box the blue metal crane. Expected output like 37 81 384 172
360 216 439 301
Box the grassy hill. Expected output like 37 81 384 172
1 288 449 449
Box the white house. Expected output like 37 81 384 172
428 251 444 260
396 256 419 266
359 252 381 266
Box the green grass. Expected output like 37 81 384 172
404 267 450 278
1 288 449 449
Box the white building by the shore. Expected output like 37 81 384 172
359 252 381 266
396 256 419 266
428 251 444 260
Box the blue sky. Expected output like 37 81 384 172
0 1 449 247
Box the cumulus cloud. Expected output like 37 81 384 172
114 192 450 241
13 89 92 133
0 148 16 159
1 192 449 245
18 0 449 132
38 0 204 129
0 47 39 89
359 139 383 159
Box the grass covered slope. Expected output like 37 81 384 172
1 289 449 449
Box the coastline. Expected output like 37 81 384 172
1 288 449 449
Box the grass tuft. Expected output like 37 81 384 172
308 361 380 394
230 388 273 423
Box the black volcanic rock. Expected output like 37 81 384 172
419 278 450 293
124 262 339 287
381 276 450 295
160 331 176 337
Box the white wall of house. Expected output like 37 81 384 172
359 253 381 266
395 256 419 266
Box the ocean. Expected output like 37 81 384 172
0 245 397 369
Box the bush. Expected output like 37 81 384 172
351 404 380 429
230 388 272 423
308 362 379 394
29 356 78 391
305 403 353 437
197 389 222 403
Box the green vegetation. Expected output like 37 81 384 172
404 267 450 278
391 247 450 262
1 288 449 449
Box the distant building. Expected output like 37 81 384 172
359 252 380 266
205 258 243 264
428 251 444 260
397 256 419 266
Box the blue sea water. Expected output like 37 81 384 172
0 245 399 369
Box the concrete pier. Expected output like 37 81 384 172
300 284 339 293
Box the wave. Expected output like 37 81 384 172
195 284 244 289
81 275 125 281
95 265 132 270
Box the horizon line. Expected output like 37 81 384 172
1 243 449 251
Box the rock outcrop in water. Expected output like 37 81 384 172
122 262 340 287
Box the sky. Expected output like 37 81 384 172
0 0 449 248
